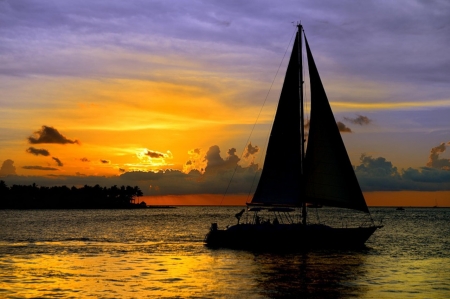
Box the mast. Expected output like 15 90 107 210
298 24 307 225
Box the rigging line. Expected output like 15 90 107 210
219 29 298 206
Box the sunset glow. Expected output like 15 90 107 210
1 1 449 207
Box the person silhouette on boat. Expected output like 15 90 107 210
235 209 245 224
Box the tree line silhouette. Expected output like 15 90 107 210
0 180 145 209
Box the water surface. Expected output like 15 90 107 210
0 207 449 298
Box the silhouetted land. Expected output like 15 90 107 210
0 180 145 209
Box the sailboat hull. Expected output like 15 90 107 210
205 224 381 250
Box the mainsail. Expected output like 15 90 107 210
250 27 369 213
250 34 302 207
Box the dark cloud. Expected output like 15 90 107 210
80 157 90 162
402 167 450 184
120 166 260 196
226 148 240 165
204 145 241 174
426 142 450 170
244 143 259 159
337 121 352 133
119 168 126 173
204 145 224 169
28 126 79 144
355 154 450 191
145 150 166 159
26 147 50 156
52 157 63 167
355 154 399 177
100 160 110 164
0 159 16 176
344 115 372 125
22 166 58 171
3 145 450 195
120 171 164 181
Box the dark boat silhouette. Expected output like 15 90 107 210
205 24 382 250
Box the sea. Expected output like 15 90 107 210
0 207 449 299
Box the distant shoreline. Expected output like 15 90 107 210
0 181 146 210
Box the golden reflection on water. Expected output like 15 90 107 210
1 248 450 298
1 249 259 298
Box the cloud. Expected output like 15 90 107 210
337 121 352 133
355 154 450 191
344 115 372 125
226 148 240 164
28 126 79 144
22 166 58 171
136 149 173 167
244 143 259 159
119 145 260 196
26 147 50 156
402 167 450 184
145 150 166 158
100 160 110 164
355 154 399 177
0 159 17 176
183 148 205 173
204 145 241 174
120 171 164 181
204 146 224 169
3 145 450 195
119 168 126 173
52 157 63 167
1 0 450 110
426 142 450 170
80 157 90 162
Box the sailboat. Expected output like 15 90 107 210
205 24 382 249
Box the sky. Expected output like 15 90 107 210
1 0 450 206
